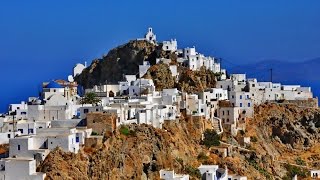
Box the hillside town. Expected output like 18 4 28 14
0 28 318 180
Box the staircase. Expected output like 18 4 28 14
212 117 223 134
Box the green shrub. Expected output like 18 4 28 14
197 152 208 161
185 165 201 178
295 157 306 166
119 125 136 136
251 136 258 142
247 158 271 179
203 129 220 148
176 157 184 165
91 131 99 136
283 164 308 180
239 130 245 135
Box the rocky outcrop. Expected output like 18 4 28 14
75 40 217 93
253 103 320 149
143 63 175 91
75 40 175 88
176 66 216 93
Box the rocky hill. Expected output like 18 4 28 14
75 40 175 89
75 40 216 93
38 104 320 180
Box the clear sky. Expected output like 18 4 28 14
0 0 320 111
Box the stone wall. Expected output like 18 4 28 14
86 112 117 136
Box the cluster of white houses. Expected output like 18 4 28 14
160 165 247 180
0 28 317 179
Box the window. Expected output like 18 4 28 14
252 84 255 87
18 129 23 134
247 95 249 99
232 95 234 99
7 134 10 138
18 145 20 151
227 110 230 115
96 108 99 112
227 119 229 122
240 95 242 99
201 109 204 113
248 103 251 107
166 46 169 49
28 129 33 134
252 94 254 96
84 109 89 114
222 111 225 115
240 103 243 107
17 107 20 110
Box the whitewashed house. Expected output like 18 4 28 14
198 165 227 180
0 157 46 180
310 170 320 178
159 169 189 180
128 78 155 97
8 101 28 120
162 39 177 52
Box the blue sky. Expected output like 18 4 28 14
0 0 320 111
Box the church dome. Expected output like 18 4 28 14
46 81 62 89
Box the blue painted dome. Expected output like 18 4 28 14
46 81 62 89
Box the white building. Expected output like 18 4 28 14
144 27 157 43
8 101 28 120
0 158 46 180
128 79 155 97
310 170 320 178
198 165 227 180
160 170 189 180
162 39 177 52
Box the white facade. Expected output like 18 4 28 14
160 170 189 180
218 107 240 125
311 170 320 178
162 39 177 52
198 165 227 180
145 27 156 43
0 158 46 180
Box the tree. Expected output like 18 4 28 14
80 92 101 106
202 129 220 148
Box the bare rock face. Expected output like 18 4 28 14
143 63 175 91
254 103 320 149
176 66 216 93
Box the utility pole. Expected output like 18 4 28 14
219 58 222 74
270 68 273 82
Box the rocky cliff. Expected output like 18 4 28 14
38 104 320 180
